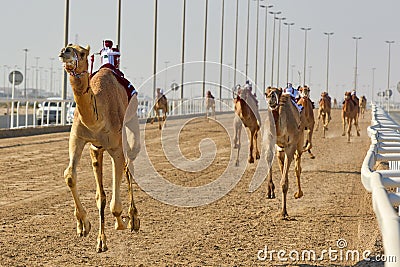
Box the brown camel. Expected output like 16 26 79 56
265 87 305 219
359 95 367 119
342 91 360 142
315 91 332 138
151 88 168 130
233 86 260 165
298 86 315 159
205 90 216 120
59 44 140 252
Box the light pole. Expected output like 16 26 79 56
233 0 239 87
35 57 40 92
219 0 225 104
245 0 250 79
153 0 158 100
49 58 55 95
300 27 311 86
276 17 286 88
23 49 28 98
116 0 121 49
324 32 334 93
202 0 209 97
260 4 273 90
372 67 376 103
269 11 281 87
352 36 362 90
254 0 260 92
284 22 294 86
181 0 187 102
164 61 170 90
385 41 394 112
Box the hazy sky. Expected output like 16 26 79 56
2 0 400 102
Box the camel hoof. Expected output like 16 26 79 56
278 211 289 220
128 217 140 232
96 240 108 253
294 191 303 199
235 161 239 167
310 155 315 159
77 220 91 237
357 132 360 136
233 144 239 149
248 158 254 164
256 154 260 160
341 133 345 136
267 192 276 199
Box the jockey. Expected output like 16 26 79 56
283 83 302 112
156 88 167 101
92 39 136 96
207 90 215 99
100 40 121 68
351 90 359 106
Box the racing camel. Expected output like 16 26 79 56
265 87 305 219
205 90 216 120
342 91 360 142
359 95 367 119
233 86 261 165
59 44 140 252
151 88 168 130
315 91 332 138
298 86 315 159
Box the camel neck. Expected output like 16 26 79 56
69 73 90 97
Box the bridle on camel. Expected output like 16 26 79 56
65 47 89 79
267 91 280 111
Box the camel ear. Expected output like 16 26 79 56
85 45 90 53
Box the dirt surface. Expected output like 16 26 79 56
0 109 385 266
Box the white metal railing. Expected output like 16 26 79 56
0 97 235 130
361 104 400 266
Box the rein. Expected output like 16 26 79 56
65 48 89 78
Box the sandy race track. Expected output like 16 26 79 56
0 109 385 266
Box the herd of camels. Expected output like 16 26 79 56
59 44 368 251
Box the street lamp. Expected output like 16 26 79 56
324 32 334 93
49 58 55 95
245 0 250 79
276 17 286 88
352 36 362 90
219 0 225 104
284 22 294 86
153 0 159 100
269 11 281 87
300 27 311 86
254 0 261 92
260 4 273 90
23 49 28 98
385 41 394 112
164 61 170 90
233 0 239 87
202 0 209 97
181 0 187 102
372 67 376 103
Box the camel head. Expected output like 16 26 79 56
265 87 282 110
59 44 90 76
344 91 352 101
300 86 311 97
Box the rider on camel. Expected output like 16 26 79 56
283 83 302 112
207 90 215 99
94 39 136 97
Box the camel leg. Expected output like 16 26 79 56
233 118 242 166
294 149 303 199
347 118 352 142
108 148 127 231
254 129 260 160
124 165 140 232
280 150 294 219
89 145 108 252
213 106 216 120
64 136 91 238
163 111 167 128
266 166 275 199
248 128 255 164
342 114 346 136
157 112 162 130
355 116 360 136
